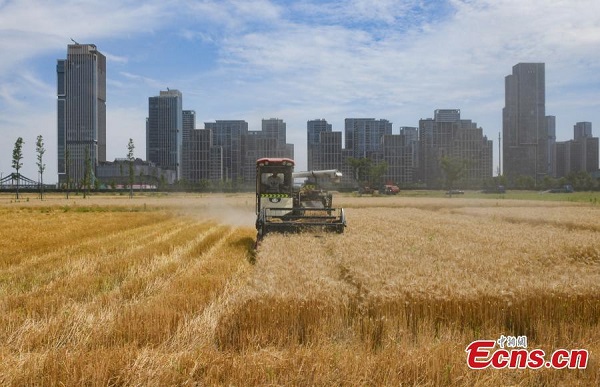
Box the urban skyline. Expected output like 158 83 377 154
51 55 600 186
2 1 600 183
132 79 593 188
48 60 600 187
45 46 600 187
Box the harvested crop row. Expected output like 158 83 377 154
0 204 255 385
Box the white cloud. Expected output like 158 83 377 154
0 82 26 110
105 52 128 65
119 72 165 90
1 0 600 181
0 1 172 73
205 0 600 121
289 0 432 26
184 0 283 32
0 0 168 36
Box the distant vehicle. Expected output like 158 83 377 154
446 189 464 195
381 184 400 195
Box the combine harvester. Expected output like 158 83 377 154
255 157 346 243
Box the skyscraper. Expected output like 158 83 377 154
503 63 547 184
381 134 415 185
146 89 183 179
574 122 592 140
187 128 218 183
181 110 196 181
573 122 597 174
418 109 492 188
345 118 392 159
546 116 556 176
307 119 332 170
554 122 599 177
241 119 294 182
57 43 106 185
261 118 287 145
204 120 248 181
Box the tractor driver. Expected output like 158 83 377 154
266 173 284 192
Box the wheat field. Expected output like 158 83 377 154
0 193 599 385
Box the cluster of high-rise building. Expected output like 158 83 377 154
503 63 598 185
56 44 598 189
307 114 493 188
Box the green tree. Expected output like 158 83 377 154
12 137 24 200
541 175 557 191
557 176 568 189
82 147 92 198
440 156 466 196
515 175 535 190
36 135 46 200
494 174 507 189
159 174 167 190
347 157 371 183
567 171 594 191
370 161 388 188
347 157 388 192
198 179 210 192
127 138 135 198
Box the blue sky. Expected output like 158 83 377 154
1 0 600 183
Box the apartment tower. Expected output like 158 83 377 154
344 118 392 159
307 119 332 170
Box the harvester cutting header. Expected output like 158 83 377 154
255 158 346 242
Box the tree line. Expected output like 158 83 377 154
9 139 597 199
8 137 138 200
8 136 46 200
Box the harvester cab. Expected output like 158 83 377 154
256 158 295 215
255 158 346 242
